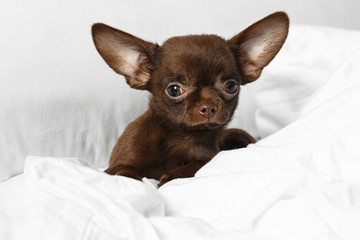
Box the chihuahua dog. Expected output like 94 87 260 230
92 12 289 186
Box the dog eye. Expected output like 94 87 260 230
224 80 239 94
167 84 185 97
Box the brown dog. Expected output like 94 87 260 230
92 12 289 186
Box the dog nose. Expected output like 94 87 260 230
199 102 218 119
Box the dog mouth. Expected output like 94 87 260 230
176 108 231 131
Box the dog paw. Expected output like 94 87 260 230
105 164 142 180
158 173 175 187
219 128 256 151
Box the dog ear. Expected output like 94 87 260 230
92 23 158 90
229 12 289 84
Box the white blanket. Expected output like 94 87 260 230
1 50 360 240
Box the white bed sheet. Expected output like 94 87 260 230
1 48 360 240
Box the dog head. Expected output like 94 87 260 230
92 12 289 130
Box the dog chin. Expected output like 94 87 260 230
182 122 224 131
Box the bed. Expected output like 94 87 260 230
1 1 360 240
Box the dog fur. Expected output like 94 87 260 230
92 12 289 186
